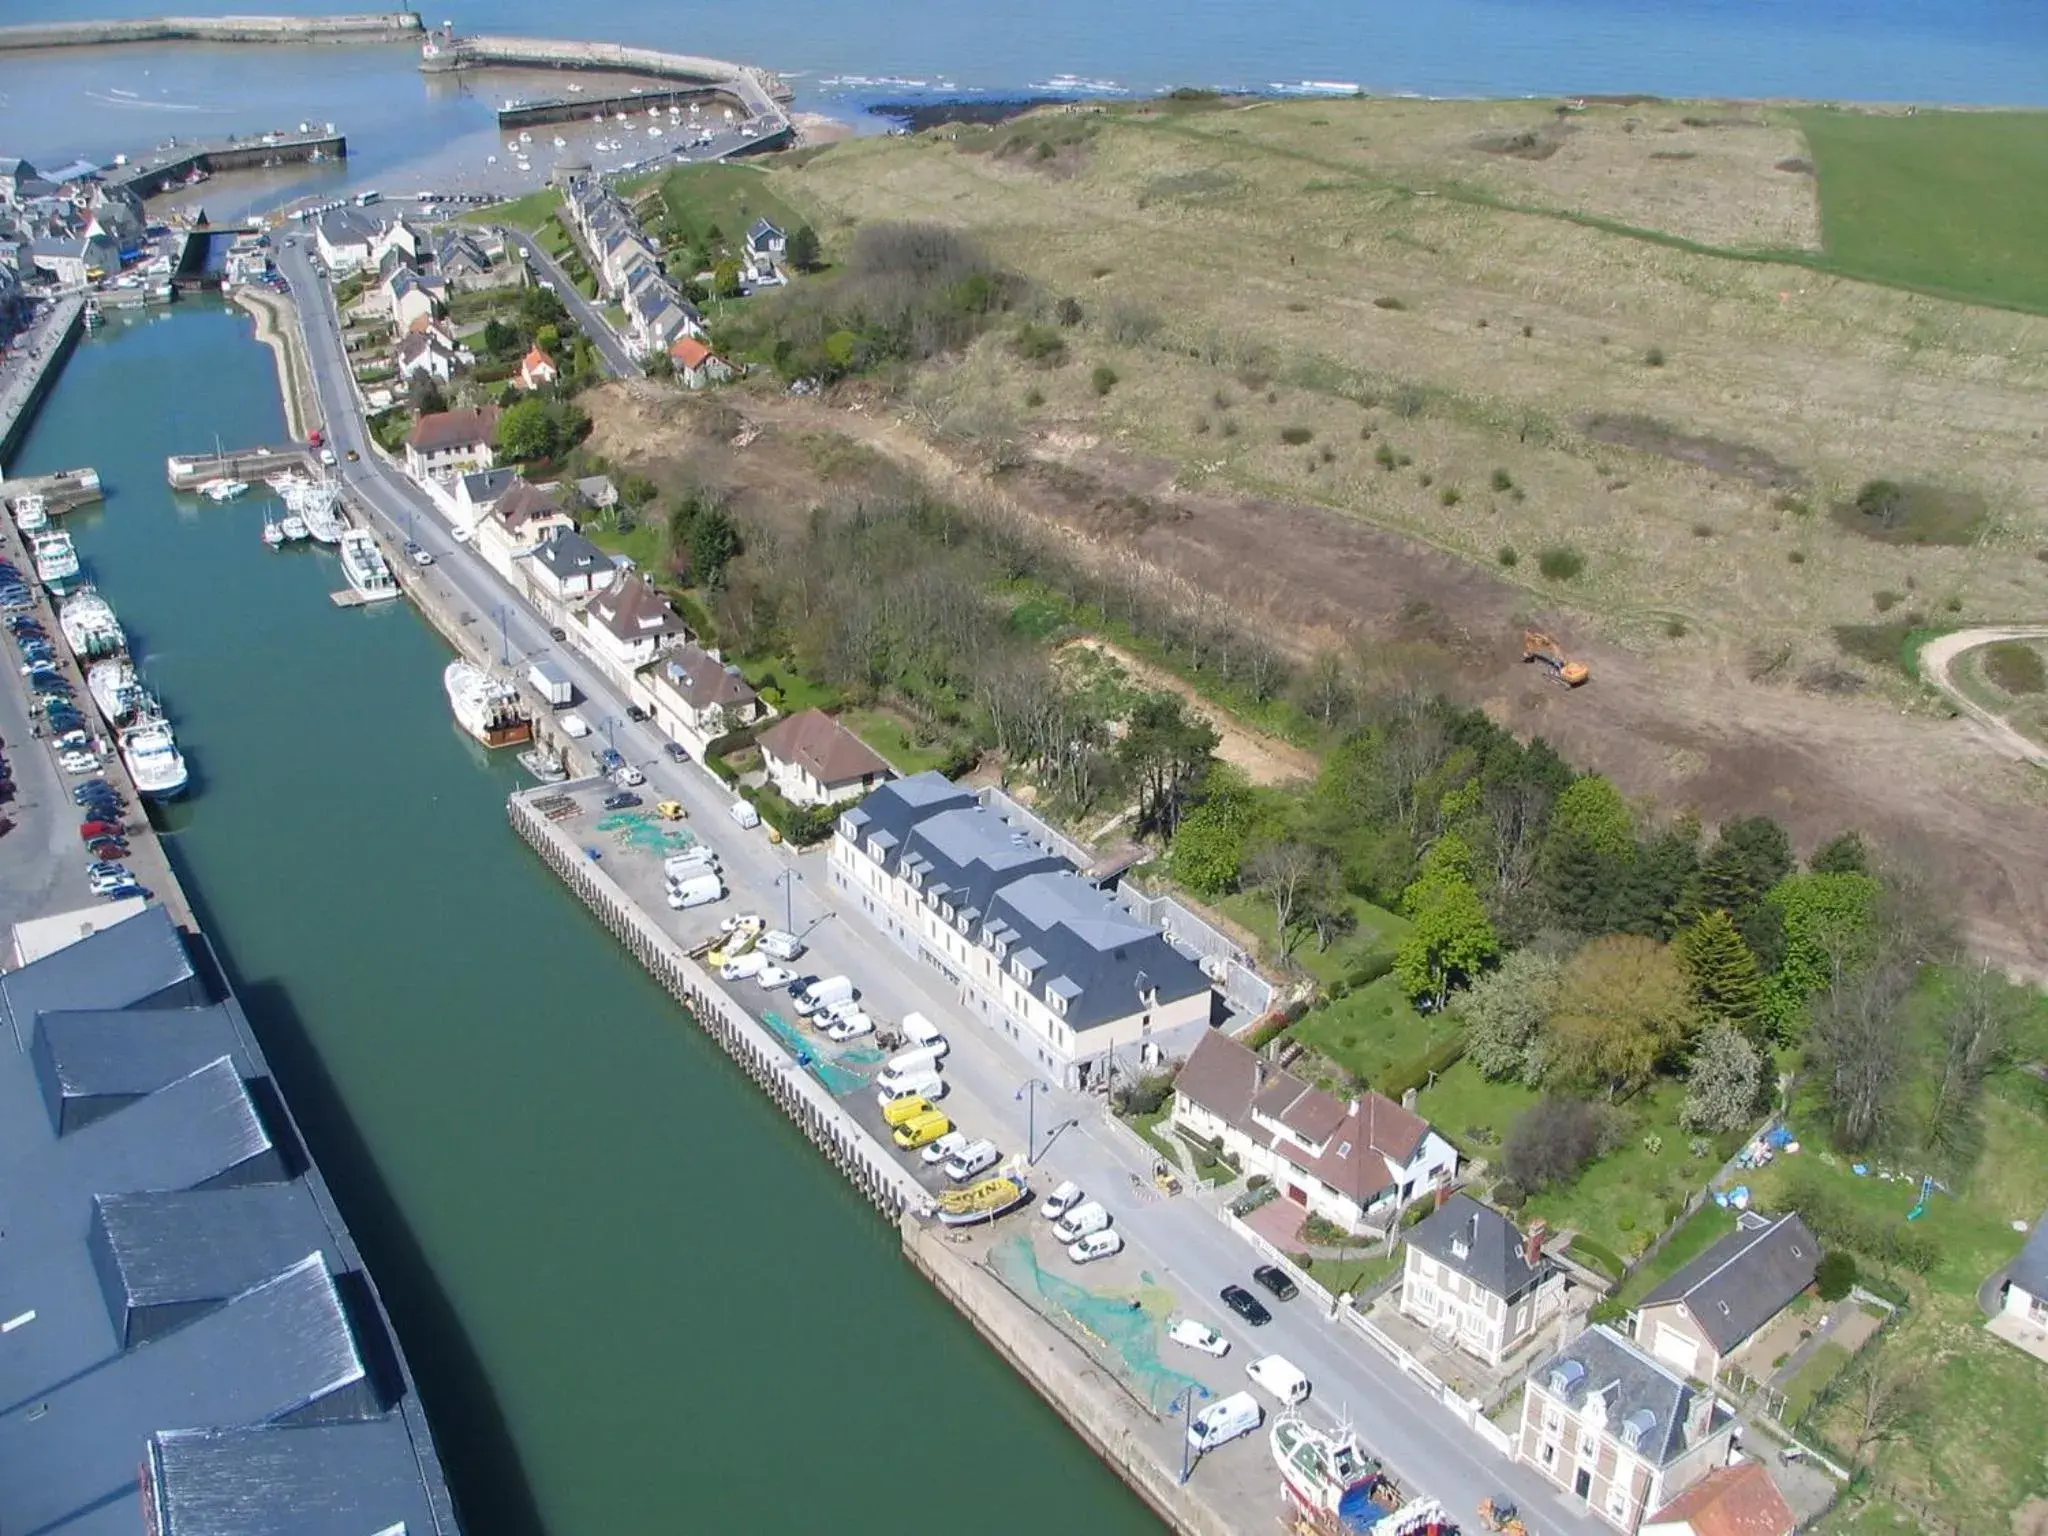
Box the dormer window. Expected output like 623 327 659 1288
866 835 884 859
956 911 971 934
1047 989 1068 1016
1451 1237 1468 1260
1011 957 1034 985
941 901 955 922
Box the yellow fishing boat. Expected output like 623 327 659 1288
937 1176 1031 1228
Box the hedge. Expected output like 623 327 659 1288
1377 1035 1469 1102
735 782 851 847
1566 1236 1624 1281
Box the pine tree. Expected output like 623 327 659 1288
1681 910 1766 1044
1539 832 1615 935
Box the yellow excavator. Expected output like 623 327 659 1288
1522 629 1590 687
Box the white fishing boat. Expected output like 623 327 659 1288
552 135 567 148
59 588 125 659
120 712 190 801
517 745 569 783
444 660 533 748
12 493 49 533
32 530 81 591
279 514 310 541
199 478 249 502
262 514 285 548
87 657 147 728
285 477 346 544
1270 1416 1392 1529
339 529 400 602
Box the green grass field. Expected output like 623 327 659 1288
628 162 807 255
1214 891 1408 988
841 706 958 776
468 188 560 234
1288 976 1455 1094
1797 108 2048 312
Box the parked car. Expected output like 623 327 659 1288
1040 1181 1085 1221
1252 1265 1298 1303
87 865 133 897
1068 1229 1125 1265
718 952 768 983
59 751 100 774
878 1093 935 1127
751 962 795 990
615 763 646 787
823 1009 873 1043
625 704 648 723
920 1130 970 1167
1245 1354 1312 1405
1220 1285 1272 1327
1052 1201 1111 1244
602 790 642 810
1167 1318 1230 1357
892 1110 953 1151
663 741 688 762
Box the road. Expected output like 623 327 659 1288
275 239 1614 1536
495 230 636 378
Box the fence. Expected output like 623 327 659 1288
509 786 932 1222
1118 880 1274 1019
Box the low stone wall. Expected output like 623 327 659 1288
0 13 422 50
0 295 84 468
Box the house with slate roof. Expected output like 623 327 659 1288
1400 1192 1566 1363
1517 1324 1737 1533
404 405 499 483
1631 1211 1820 1383
640 641 766 757
1171 1029 1456 1234
835 772 1217 1087
527 530 618 605
580 571 690 680
1988 1210 2048 1361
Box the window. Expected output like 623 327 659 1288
1539 1441 1557 1469
1141 1015 1153 1036
941 901 954 922
1604 1481 1630 1521
1047 989 1068 1016
1011 958 1032 985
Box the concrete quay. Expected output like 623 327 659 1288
0 296 86 469
418 30 791 128
0 13 422 52
108 128 347 201
165 445 313 490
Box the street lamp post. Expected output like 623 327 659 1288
773 868 801 935
599 715 622 755
1170 1384 1210 1486
1014 1078 1051 1165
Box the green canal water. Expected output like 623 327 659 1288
10 303 1158 1535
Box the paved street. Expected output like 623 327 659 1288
277 239 1614 1536
496 231 636 377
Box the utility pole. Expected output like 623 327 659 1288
1170 1384 1210 1486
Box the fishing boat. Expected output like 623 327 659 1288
292 480 346 544
12 493 49 533
279 514 310 541
1271 1416 1397 1530
339 529 400 602
32 530 81 592
262 514 285 548
517 745 569 783
936 1176 1032 1228
59 588 126 659
443 660 533 748
120 711 190 800
199 478 249 502
87 657 148 729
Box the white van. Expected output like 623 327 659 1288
665 847 719 878
792 975 854 1017
1052 1201 1110 1244
1245 1354 1312 1405
873 1064 945 1102
559 712 591 739
1186 1392 1262 1453
757 928 805 962
883 1043 946 1079
666 872 724 909
874 1074 947 1111
942 1139 1000 1183
728 799 761 829
900 1012 948 1057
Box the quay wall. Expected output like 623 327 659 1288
0 296 85 470
112 132 347 200
0 14 422 51
422 33 792 113
507 791 934 1223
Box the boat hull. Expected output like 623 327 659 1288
444 661 533 749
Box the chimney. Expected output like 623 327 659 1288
1434 1183 1451 1210
1525 1217 1549 1268
1345 1097 1359 1118
1682 1385 1715 1445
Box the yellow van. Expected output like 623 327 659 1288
893 1110 953 1150
880 1093 935 1128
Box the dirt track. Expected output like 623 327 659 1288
1919 628 2048 770
588 384 2048 979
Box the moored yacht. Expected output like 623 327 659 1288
199 478 250 502
339 529 400 602
58 588 126 660
120 711 190 800
444 660 533 748
32 530 81 592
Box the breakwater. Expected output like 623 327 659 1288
0 12 421 50
418 30 792 119
109 128 346 200
508 788 934 1221
0 296 85 468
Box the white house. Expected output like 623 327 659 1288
395 327 460 384
314 207 379 273
515 345 558 391
1400 1194 1566 1365
1171 1030 1457 1235
1517 1326 1737 1534
403 406 499 483
474 480 575 584
580 572 689 680
758 710 892 809
447 465 518 532
832 773 1215 1088
526 531 617 604
1990 1211 2048 1362
667 335 734 389
384 268 444 332
640 642 765 758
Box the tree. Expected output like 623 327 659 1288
1503 1098 1608 1190
1686 816 1792 923
1814 1250 1857 1302
1810 831 1869 875
1540 830 1621 935
1393 876 1499 1009
1169 774 1256 897
1924 961 2020 1161
1548 775 1634 857
1610 820 1700 939
1681 910 1765 1043
1680 1021 1764 1134
496 396 554 461
686 505 742 589
1759 870 1881 1039
1845 1349 1922 1460
1400 831 1476 915
1116 693 1219 839
1806 961 1911 1150
1457 949 1562 1082
712 258 744 299
786 222 822 273
407 373 448 416
1245 837 1324 950
481 316 517 357
533 322 561 356
1544 934 1695 1097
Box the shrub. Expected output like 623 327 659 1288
1664 617 1687 639
1984 641 2047 695
1091 363 1119 396
1873 589 1903 613
1691 522 1714 538
1378 1036 1469 1101
1491 1179 1527 1210
1503 1098 1608 1190
1788 550 1807 564
1497 544 1519 568
1566 1236 1624 1279
1815 1250 1858 1301
1491 468 1514 492
1373 296 1408 311
1831 478 1988 546
1643 345 1666 367
1280 425 1314 445
1220 417 1239 437
1024 386 1045 408
1114 1068 1177 1118
1375 443 1398 470
1194 414 1211 434
1393 387 1427 419
1013 323 1068 365
1054 295 1084 327
1538 546 1586 581
1439 486 1462 506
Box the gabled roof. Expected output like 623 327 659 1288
1646 1460 1795 1536
532 531 615 581
838 771 979 851
491 479 566 531
457 465 518 506
588 571 687 645
147 1420 451 1536
2008 1213 2048 1301
520 343 556 377
670 335 716 369
32 1003 246 1135
314 206 379 247
0 903 197 1049
406 405 499 453
749 216 785 242
759 709 891 789
1640 1211 1820 1352
1532 1324 1702 1467
396 329 456 366
1406 1193 1554 1302
660 642 757 711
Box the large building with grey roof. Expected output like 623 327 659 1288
1632 1210 1820 1383
0 907 459 1536
1516 1323 1737 1533
834 771 1214 1088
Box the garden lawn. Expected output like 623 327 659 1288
1215 890 1408 987
587 521 664 575
467 188 559 232
841 706 958 776
1304 1249 1400 1301
1414 1060 1538 1161
631 162 807 252
1780 1340 1851 1425
1611 1202 1749 1309
1796 108 2048 313
1288 975 1457 1095
734 654 841 715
